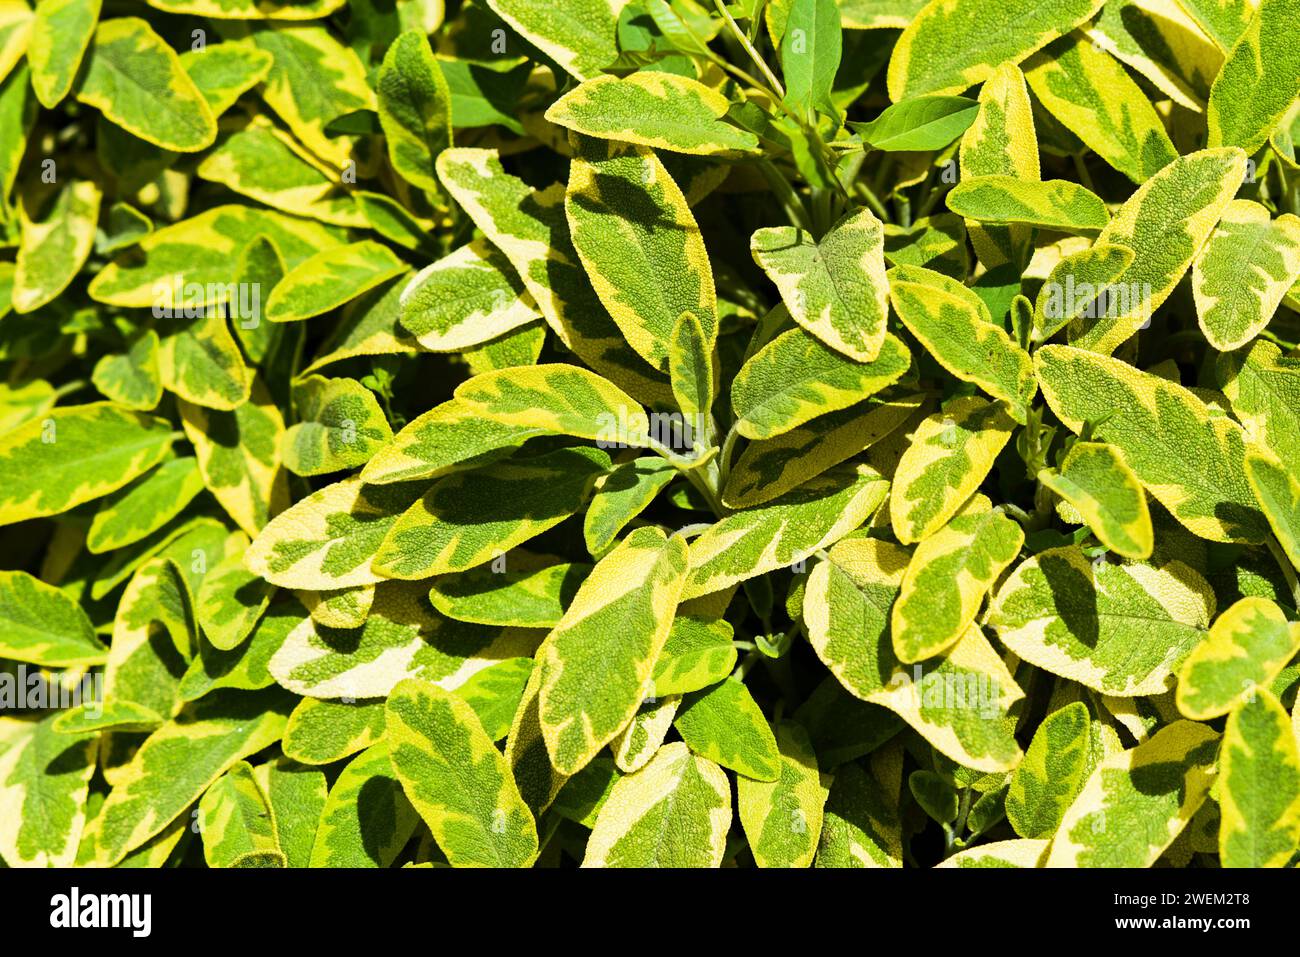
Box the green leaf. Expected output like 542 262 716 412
399 241 540 351
91 330 164 411
1219 688 1300 867
751 207 891 362
852 95 978 151
373 447 608 580
386 678 538 867
281 375 393 477
583 742 731 867
988 546 1214 696
780 0 842 118
1177 597 1300 720
1038 441 1153 559
1047 720 1219 866
266 241 409 323
674 677 781 781
309 742 419 867
731 327 911 439
545 72 758 155
12 179 101 313
889 396 1016 543
27 0 100 107
652 614 738 697
485 0 624 80
376 30 452 194
946 175 1108 232
1024 31 1178 183
538 527 688 775
803 537 1025 771
429 553 591 628
737 720 828 868
1068 147 1247 355
0 569 106 666
584 456 678 557
892 494 1024 662
886 0 1106 99
0 715 96 866
0 402 175 526
283 697 387 766
686 461 889 598
1191 199 1300 351
198 761 284 868
1005 701 1094 839
268 580 538 699
1206 0 1300 153
91 688 292 866
246 478 425 589
566 138 717 373
179 380 290 536
1035 345 1268 543
887 264 1035 422
76 17 217 151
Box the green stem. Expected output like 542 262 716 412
1266 535 1300 612
757 159 813 231
712 0 786 100
53 379 88 400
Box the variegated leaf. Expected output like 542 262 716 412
373 447 608 580
1024 31 1179 183
269 580 539 699
0 715 96 867
1191 199 1300 351
1177 597 1300 719
737 720 828 868
281 375 392 477
988 546 1214 696
686 462 889 598
545 72 758 155
1219 688 1300 867
1047 720 1219 866
889 396 1016 544
731 327 911 439
1039 441 1153 559
886 0 1106 99
582 742 731 867
887 264 1035 422
892 494 1024 662
0 403 174 526
1035 345 1268 543
386 678 538 867
751 207 890 362
1005 701 1094 839
566 138 716 373
538 527 687 775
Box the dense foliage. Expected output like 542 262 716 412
1 0 1299 869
